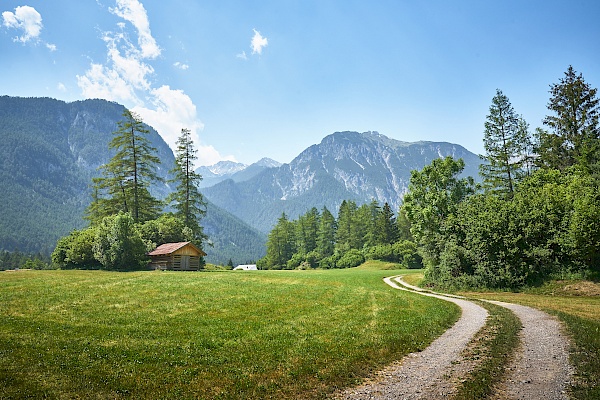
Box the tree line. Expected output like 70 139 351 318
261 65 599 290
52 110 208 270
258 200 422 270
403 66 600 289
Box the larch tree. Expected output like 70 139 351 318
539 66 600 173
167 128 207 245
479 89 530 195
89 109 162 223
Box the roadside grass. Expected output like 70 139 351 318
0 269 459 399
401 272 600 399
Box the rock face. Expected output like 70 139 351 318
203 131 481 233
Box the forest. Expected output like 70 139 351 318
262 66 600 289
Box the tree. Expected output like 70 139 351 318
480 89 530 195
402 157 475 263
93 213 147 270
539 66 600 172
167 128 207 245
316 206 336 258
335 200 358 251
375 202 398 245
264 213 295 268
89 109 162 223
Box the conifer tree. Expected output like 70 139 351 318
539 65 600 172
375 202 398 245
316 207 336 258
480 89 529 195
167 128 207 244
89 109 162 223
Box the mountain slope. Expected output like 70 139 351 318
0 96 265 264
203 131 482 233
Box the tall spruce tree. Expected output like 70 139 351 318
480 89 530 194
88 109 162 223
539 66 600 172
375 202 398 245
167 128 207 245
316 206 336 258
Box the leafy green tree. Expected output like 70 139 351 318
90 109 162 223
480 89 530 194
52 228 99 269
539 66 600 172
402 157 475 264
167 128 207 245
138 213 194 249
93 213 147 270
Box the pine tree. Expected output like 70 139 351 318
265 213 295 268
479 89 529 195
375 202 398 245
89 109 162 223
539 65 600 172
316 207 336 258
167 128 207 244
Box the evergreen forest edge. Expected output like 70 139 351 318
259 65 600 289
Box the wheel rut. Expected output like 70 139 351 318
334 276 573 400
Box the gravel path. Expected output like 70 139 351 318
334 276 573 400
335 276 489 399
487 301 573 400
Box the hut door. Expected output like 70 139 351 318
181 255 190 270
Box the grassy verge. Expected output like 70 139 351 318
451 301 521 400
0 269 459 399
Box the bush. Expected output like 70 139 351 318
337 249 365 268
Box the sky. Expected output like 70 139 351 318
2 0 599 167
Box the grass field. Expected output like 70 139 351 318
0 267 458 399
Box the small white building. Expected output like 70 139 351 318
233 264 258 271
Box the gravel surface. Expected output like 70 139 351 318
333 276 573 400
335 277 488 399
487 301 573 400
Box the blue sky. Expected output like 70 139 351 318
2 0 599 166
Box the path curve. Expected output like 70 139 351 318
336 276 489 399
335 276 573 400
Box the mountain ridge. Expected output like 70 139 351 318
203 131 481 233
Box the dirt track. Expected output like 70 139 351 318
334 276 573 400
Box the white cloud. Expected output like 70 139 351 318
46 43 57 51
251 29 268 55
173 61 189 70
57 82 67 92
77 0 233 167
109 0 160 59
2 6 42 43
236 51 248 60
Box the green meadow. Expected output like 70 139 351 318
0 268 458 399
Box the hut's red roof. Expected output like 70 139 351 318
147 241 205 256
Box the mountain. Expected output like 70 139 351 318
0 96 265 264
203 131 482 233
196 157 281 188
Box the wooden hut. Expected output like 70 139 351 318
147 242 206 271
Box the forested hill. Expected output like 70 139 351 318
203 131 482 233
0 96 265 264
